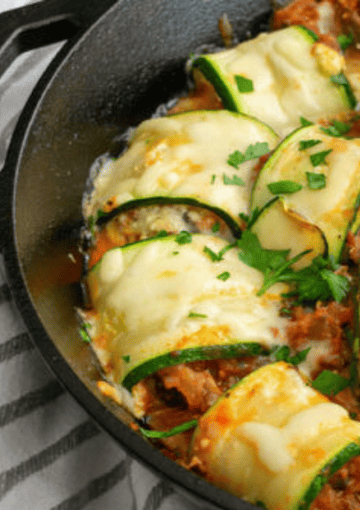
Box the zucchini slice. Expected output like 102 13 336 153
250 197 327 269
193 26 354 136
83 234 289 393
251 124 360 262
83 110 278 226
190 361 360 510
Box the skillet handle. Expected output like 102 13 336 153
0 0 116 78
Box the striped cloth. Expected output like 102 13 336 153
0 2 204 509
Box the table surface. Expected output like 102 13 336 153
0 1 204 508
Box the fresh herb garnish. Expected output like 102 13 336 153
236 231 350 302
267 180 303 195
175 231 192 244
310 149 332 167
155 230 169 238
211 174 216 184
122 355 131 363
217 271 230 281
188 311 208 318
272 345 310 366
139 419 198 439
299 139 322 151
321 120 351 137
300 117 313 127
223 174 245 186
306 172 326 190
212 222 220 233
239 206 262 229
235 75 254 93
203 243 235 262
337 32 354 51
79 323 92 343
227 142 270 169
312 370 350 396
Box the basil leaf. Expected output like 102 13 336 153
310 149 332 167
267 180 303 195
223 174 245 186
139 419 198 439
299 139 322 151
235 75 254 93
312 370 350 396
306 172 326 190
175 231 192 244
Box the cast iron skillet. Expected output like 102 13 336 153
0 1 274 508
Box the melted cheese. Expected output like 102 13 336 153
87 235 289 387
191 362 360 510
84 110 278 221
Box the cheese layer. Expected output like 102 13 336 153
86 235 289 386
191 362 360 510
84 110 278 221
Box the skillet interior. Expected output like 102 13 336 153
2 0 273 508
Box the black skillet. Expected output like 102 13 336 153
0 1 274 508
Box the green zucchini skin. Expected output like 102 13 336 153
190 362 360 510
122 342 269 390
84 110 279 226
192 26 354 136
84 234 290 392
251 124 360 263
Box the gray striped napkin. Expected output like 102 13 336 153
0 1 204 509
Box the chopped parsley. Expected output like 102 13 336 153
175 231 192 244
267 180 303 195
211 174 216 184
321 120 351 137
299 139 322 151
311 370 350 396
223 174 245 186
155 230 169 238
239 205 263 229
203 243 235 262
337 32 354 51
212 222 220 233
79 323 92 343
188 311 208 318
235 75 254 93
236 231 350 302
300 117 313 127
217 271 230 281
306 172 326 190
272 345 310 366
122 355 131 363
227 142 270 169
310 149 332 167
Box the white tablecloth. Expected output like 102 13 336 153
0 1 203 508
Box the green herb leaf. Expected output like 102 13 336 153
310 149 332 167
321 120 351 137
272 345 310 365
306 172 326 190
122 355 131 363
320 269 350 302
79 323 92 343
139 419 198 439
175 231 192 244
188 311 208 318
235 75 254 93
203 243 235 262
223 174 245 186
267 180 303 195
299 139 322 151
212 222 220 233
155 230 169 238
239 206 262 229
211 174 216 184
217 271 230 281
227 142 270 169
300 117 313 127
312 370 350 396
337 32 354 51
